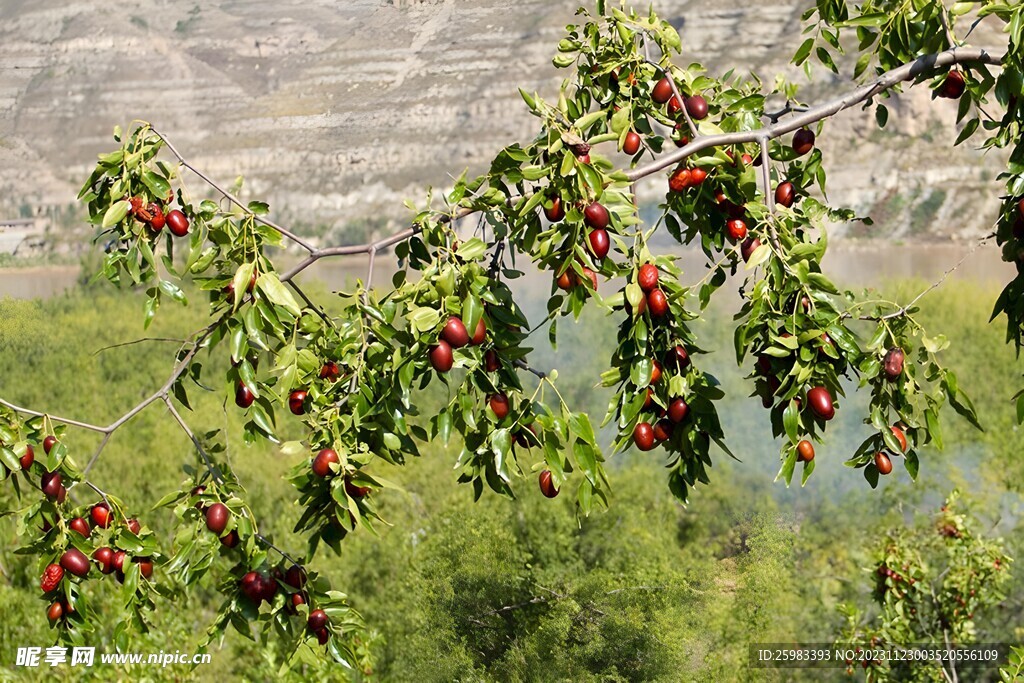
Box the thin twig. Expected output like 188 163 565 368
152 128 318 254
757 136 786 255
255 533 303 567
365 245 378 293
280 207 474 284
165 396 305 567
287 280 335 328
940 9 959 50
4 316 229 477
92 338 190 355
82 433 112 476
659 59 698 139
0 400 107 434
943 628 959 683
164 397 221 483
857 234 992 322
764 102 810 123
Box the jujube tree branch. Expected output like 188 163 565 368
1 0 1023 675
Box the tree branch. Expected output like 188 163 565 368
280 207 474 284
856 233 993 322
92 338 190 355
164 396 222 483
758 137 775 217
164 396 305 567
152 128 318 254
514 359 548 380
656 57 698 139
287 279 335 328
0 399 108 434
626 47 1004 183
764 102 810 123
940 9 959 50
1 314 226 479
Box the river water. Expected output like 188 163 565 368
0 243 1013 301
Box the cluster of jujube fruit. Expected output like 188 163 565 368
545 196 610 295
236 563 334 645
627 263 694 452
21 439 158 625
179 480 345 651
127 194 190 238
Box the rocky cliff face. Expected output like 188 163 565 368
0 0 1007 252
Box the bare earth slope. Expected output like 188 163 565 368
0 0 1006 250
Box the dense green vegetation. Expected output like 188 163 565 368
0 269 1021 681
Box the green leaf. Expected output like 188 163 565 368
143 293 160 330
559 152 575 177
437 411 452 445
955 117 979 146
839 12 887 26
864 464 879 489
578 163 604 197
610 107 631 135
256 272 302 317
518 88 537 112
141 171 170 198
407 306 442 334
102 200 132 228
463 294 482 338
630 357 653 388
816 47 838 73
456 238 486 261
792 38 814 65
904 450 919 480
745 244 770 269
776 447 798 485
783 400 799 444
801 458 816 486
158 279 188 305
0 446 21 472
854 52 872 79
231 262 255 310
250 405 276 437
925 408 943 449
553 54 575 69
573 441 599 485
949 387 983 431
492 429 512 482
574 110 605 131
